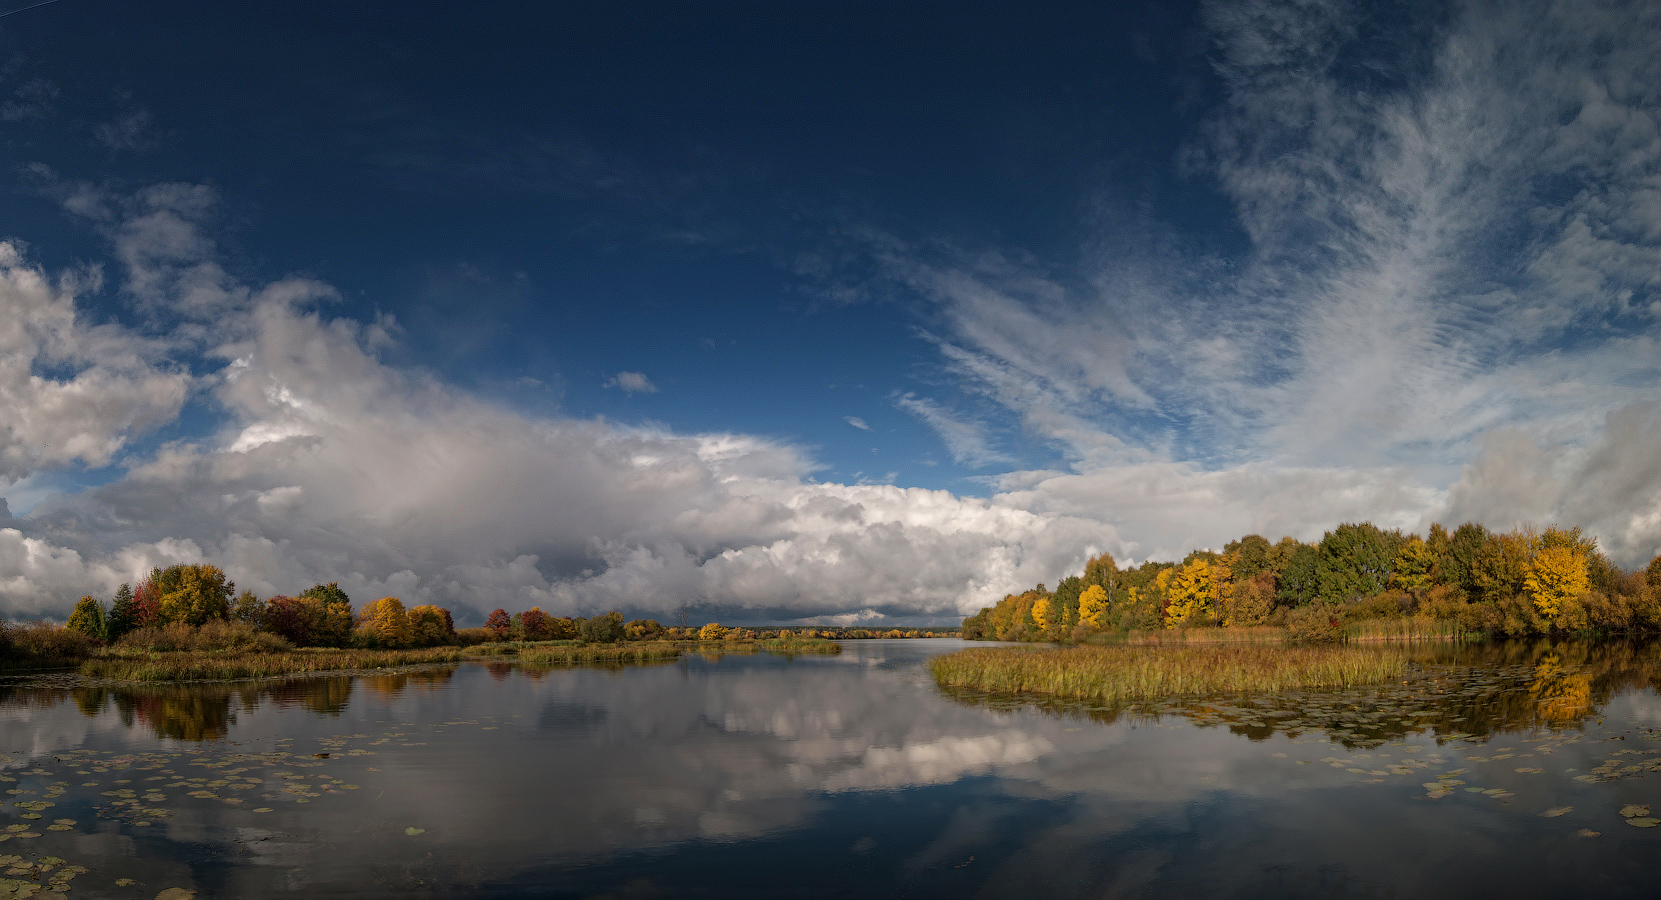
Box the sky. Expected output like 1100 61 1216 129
2 0 1660 626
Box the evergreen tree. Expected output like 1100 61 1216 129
106 583 137 642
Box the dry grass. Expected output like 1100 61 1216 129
1121 626 1291 645
1343 616 1466 642
115 620 293 653
930 644 1408 704
0 621 99 670
756 638 843 654
81 647 463 682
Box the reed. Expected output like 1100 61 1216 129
81 647 463 682
930 644 1408 704
1122 626 1291 645
518 642 685 665
1343 616 1466 642
757 638 843 654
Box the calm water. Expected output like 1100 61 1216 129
3 639 1661 898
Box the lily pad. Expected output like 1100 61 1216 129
1620 804 1651 818
1541 807 1573 817
404 827 425 836
1625 817 1661 828
156 889 197 900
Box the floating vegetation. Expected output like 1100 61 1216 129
517 643 685 665
755 638 842 655
930 644 1409 705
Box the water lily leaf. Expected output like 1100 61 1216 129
1620 804 1651 818
404 827 425 836
114 878 136 887
156 889 196 900
251 808 273 813
1541 807 1573 817
1626 817 1661 828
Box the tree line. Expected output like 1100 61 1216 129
961 522 1661 641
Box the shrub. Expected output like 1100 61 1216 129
115 620 292 653
0 621 98 668
1284 604 1344 643
580 611 625 643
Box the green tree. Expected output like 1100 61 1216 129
1394 535 1437 594
1277 543 1321 607
66 596 107 641
106 583 137 642
580 610 625 643
1316 523 1402 603
1442 522 1491 601
1225 535 1275 582
231 590 266 627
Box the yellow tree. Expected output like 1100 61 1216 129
1394 536 1436 594
357 597 412 647
408 605 451 646
1031 595 1051 630
1163 559 1214 628
698 622 727 641
1524 546 1589 618
1077 584 1109 629
157 564 234 626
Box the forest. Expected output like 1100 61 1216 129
961 522 1661 642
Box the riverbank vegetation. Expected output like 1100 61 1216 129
963 522 1661 642
931 644 1409 704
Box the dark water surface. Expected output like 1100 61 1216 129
4 639 1661 898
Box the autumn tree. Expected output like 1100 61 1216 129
1525 546 1590 619
1227 572 1276 626
153 564 234 626
485 609 512 636
1077 584 1109 630
519 608 553 641
357 597 412 647
624 619 664 641
1394 535 1437 595
580 611 625 643
232 590 266 627
1163 558 1216 628
409 605 455 646
698 622 728 641
132 578 162 629
66 596 106 641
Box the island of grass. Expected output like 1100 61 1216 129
930 644 1408 704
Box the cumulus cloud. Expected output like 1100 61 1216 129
0 210 1111 621
604 370 657 394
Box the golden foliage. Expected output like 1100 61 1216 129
357 596 413 647
1031 595 1051 629
1077 584 1109 629
1394 536 1436 593
1163 559 1216 628
698 622 728 641
1525 546 1590 618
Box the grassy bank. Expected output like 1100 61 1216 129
930 644 1408 704
81 647 464 681
1113 626 1292 645
1344 616 1467 642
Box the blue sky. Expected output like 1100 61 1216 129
2 0 1659 625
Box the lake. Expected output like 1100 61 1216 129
2 638 1661 898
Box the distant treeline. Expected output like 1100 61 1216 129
962 523 1661 641
38 563 957 652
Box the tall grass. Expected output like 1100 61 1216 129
81 647 463 682
518 642 685 665
756 638 843 654
1121 626 1291 646
930 644 1408 704
1343 616 1466 642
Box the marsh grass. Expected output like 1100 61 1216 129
930 644 1408 704
81 647 463 682
1119 626 1291 646
0 621 98 670
1344 616 1466 642
756 638 843 654
518 642 686 665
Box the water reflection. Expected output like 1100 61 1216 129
0 641 1657 898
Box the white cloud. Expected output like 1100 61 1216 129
893 392 1011 469
844 416 870 430
605 370 657 394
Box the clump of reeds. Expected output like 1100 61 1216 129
81 646 463 682
757 638 843 654
1124 626 1291 646
518 642 685 665
1343 616 1466 642
930 644 1408 704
